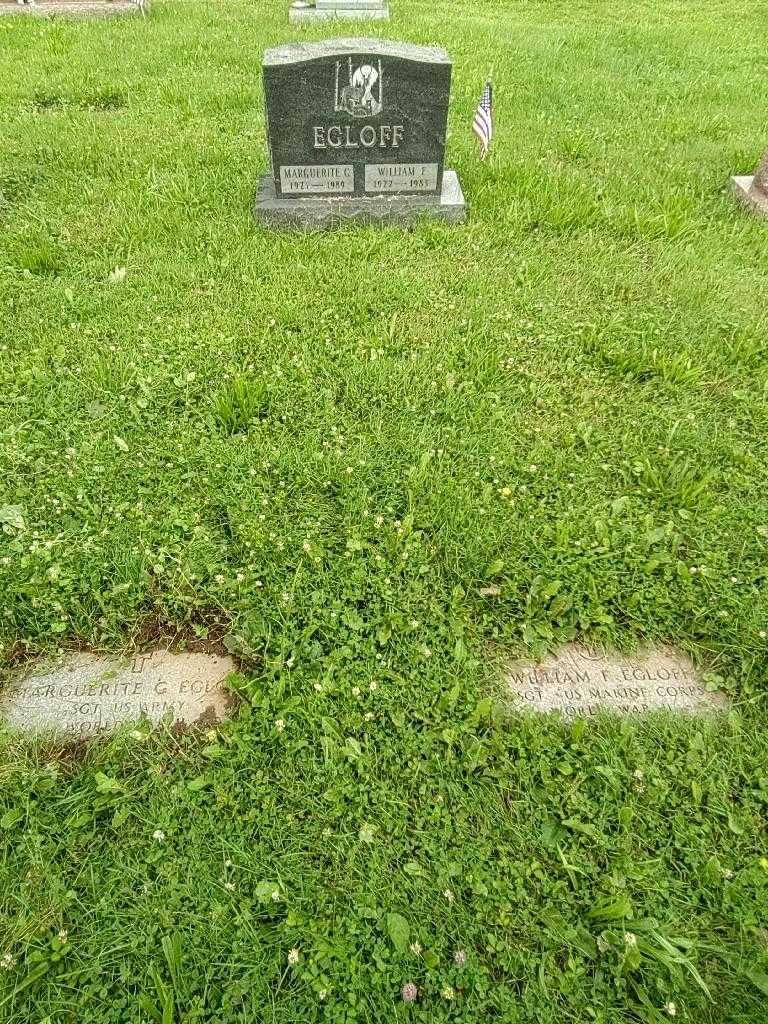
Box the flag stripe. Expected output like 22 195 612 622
472 81 493 157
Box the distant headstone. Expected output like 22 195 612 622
730 151 768 217
290 0 389 23
255 39 466 229
0 649 235 736
0 0 142 16
504 644 728 717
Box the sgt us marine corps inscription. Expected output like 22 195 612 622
255 39 466 228
504 645 728 718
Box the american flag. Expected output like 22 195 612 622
472 81 493 160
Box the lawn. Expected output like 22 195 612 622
1 0 768 1020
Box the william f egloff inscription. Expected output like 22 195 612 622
505 645 728 718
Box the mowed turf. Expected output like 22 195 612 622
1 1 768 1021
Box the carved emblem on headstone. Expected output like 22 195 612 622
335 58 383 118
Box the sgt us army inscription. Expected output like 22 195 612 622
255 39 466 228
0 649 235 736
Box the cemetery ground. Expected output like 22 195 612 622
1 0 768 1020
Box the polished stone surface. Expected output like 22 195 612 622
504 644 728 717
255 168 466 229
0 649 235 736
263 39 452 200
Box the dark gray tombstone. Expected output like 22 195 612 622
730 150 768 217
255 39 466 230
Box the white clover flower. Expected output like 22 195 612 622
275 719 285 733
152 829 166 842
663 1002 677 1017
443 889 454 904
441 987 455 1000
624 932 637 947
287 948 300 966
1 952 16 969
409 942 422 955
313 682 323 693
57 930 68 944
271 890 281 902
224 881 236 892
369 681 378 692
352 686 361 698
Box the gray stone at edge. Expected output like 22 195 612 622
729 150 768 218
261 39 456 204
0 649 235 736
254 168 466 229
730 176 768 217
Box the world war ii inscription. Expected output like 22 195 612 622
0 649 235 736
505 645 728 717
256 38 466 228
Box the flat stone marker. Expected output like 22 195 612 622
0 649 235 737
505 644 728 717
0 0 141 16
290 0 389 23
255 39 467 229
731 151 768 218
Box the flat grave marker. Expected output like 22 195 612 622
504 644 728 718
0 648 235 737
255 38 466 229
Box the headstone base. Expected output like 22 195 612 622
0 0 140 16
254 170 467 230
289 1 389 21
730 175 768 218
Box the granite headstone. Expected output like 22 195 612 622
731 150 768 218
255 39 466 229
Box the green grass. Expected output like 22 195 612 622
1 0 768 1019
